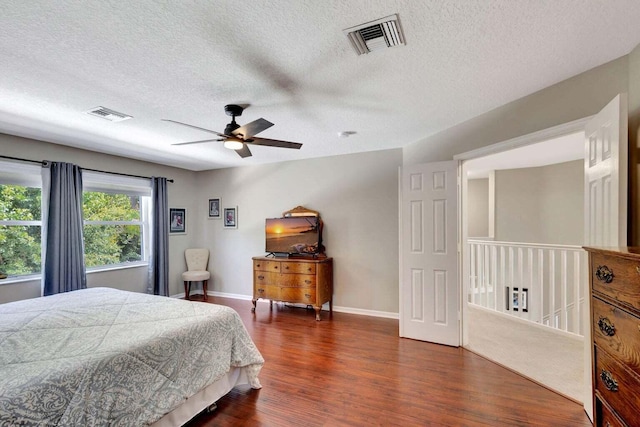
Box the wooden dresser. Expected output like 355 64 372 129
251 256 333 320
585 247 640 427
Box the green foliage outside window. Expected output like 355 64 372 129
0 186 144 277
0 185 42 276
83 192 142 267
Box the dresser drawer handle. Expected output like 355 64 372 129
284 265 289 270
305 293 312 299
257 288 265 294
598 317 616 336
305 280 311 284
595 265 614 283
258 275 264 280
256 263 261 268
600 369 618 392
274 266 278 270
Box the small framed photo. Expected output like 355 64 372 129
224 207 237 228
512 287 519 311
208 198 221 219
169 208 186 234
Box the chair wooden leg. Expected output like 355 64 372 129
184 281 190 300
203 279 208 301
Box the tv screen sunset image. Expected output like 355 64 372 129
266 217 320 254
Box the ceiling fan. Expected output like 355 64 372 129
163 104 302 158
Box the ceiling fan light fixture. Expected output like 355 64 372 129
224 139 244 150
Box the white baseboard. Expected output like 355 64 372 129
177 290 399 320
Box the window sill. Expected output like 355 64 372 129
0 262 149 286
86 261 148 274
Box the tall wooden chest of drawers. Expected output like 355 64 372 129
585 247 640 427
251 256 333 320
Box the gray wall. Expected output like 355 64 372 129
467 178 489 237
0 134 402 313
494 160 583 245
194 150 402 314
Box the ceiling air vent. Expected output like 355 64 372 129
343 14 405 56
86 106 132 122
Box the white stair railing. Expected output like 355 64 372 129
468 239 587 336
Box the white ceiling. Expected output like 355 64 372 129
1 1 640 171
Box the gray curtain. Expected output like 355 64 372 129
148 177 169 296
42 162 86 296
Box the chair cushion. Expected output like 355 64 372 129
182 270 210 281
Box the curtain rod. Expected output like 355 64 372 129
0 154 174 183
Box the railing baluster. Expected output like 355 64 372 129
573 251 581 335
538 248 544 326
560 250 567 332
492 245 498 311
500 245 506 314
549 250 556 328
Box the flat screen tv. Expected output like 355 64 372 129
265 216 322 256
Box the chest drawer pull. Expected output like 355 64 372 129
305 293 312 299
595 265 614 283
600 369 619 392
598 317 616 336
258 275 265 280
258 288 265 293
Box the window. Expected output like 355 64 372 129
82 172 151 270
0 164 152 279
0 161 42 278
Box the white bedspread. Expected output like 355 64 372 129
0 287 264 426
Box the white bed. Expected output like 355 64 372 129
0 287 264 426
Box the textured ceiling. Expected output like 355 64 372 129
1 1 640 171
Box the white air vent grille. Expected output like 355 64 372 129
344 14 405 55
86 106 132 122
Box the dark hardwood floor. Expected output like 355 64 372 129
185 296 592 426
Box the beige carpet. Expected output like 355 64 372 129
466 305 584 402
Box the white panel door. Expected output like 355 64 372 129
584 93 628 247
400 160 459 346
582 93 628 420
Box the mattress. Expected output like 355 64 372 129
0 287 264 426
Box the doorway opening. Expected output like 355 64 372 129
459 130 586 402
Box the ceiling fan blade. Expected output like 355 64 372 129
247 137 303 150
162 119 227 137
171 138 224 146
235 144 252 158
232 118 273 139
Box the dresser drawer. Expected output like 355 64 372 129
280 287 316 304
253 260 282 272
254 284 279 300
254 271 279 286
595 347 640 427
591 253 640 312
592 297 640 377
281 262 316 275
278 274 316 287
596 395 626 427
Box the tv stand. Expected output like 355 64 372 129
251 256 333 320
270 252 290 258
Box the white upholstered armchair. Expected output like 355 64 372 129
182 248 210 300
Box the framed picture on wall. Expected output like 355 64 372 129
224 207 237 229
169 208 186 234
208 198 221 219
